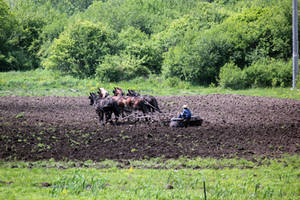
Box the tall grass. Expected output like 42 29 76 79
0 156 299 200
1 69 300 99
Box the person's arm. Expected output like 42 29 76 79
182 110 188 118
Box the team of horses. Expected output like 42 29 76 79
89 87 161 125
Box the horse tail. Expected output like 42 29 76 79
144 96 161 113
152 98 162 113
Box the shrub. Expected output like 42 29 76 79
118 27 163 74
244 59 292 88
0 0 18 71
96 54 150 82
218 62 246 89
163 1 292 86
163 30 233 85
219 59 292 89
164 77 190 89
43 20 116 78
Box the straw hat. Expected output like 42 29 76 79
182 105 188 109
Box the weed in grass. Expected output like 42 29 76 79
50 170 107 196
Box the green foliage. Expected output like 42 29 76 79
118 27 163 74
82 0 201 34
0 156 299 199
153 2 229 52
43 20 117 78
219 2 292 66
219 59 292 89
163 30 232 85
164 77 191 89
160 2 233 84
1 0 295 86
218 62 246 89
244 59 292 88
51 171 107 196
1 0 71 71
0 0 18 71
163 0 292 85
0 0 16 47
96 54 150 82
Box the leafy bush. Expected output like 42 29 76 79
163 30 232 85
83 0 201 34
164 77 191 89
219 59 292 89
43 21 117 78
0 0 18 71
163 0 292 85
153 2 229 52
218 62 246 89
118 27 163 74
244 59 292 88
220 2 292 66
96 54 150 82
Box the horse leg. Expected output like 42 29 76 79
98 111 105 125
141 105 149 121
105 111 112 124
113 110 119 125
121 109 126 118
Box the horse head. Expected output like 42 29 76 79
98 88 109 98
113 87 124 96
89 92 97 105
127 89 140 97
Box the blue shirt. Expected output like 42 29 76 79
178 108 191 119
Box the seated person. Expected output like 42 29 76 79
178 105 192 119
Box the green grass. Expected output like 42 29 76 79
0 156 299 200
1 69 300 99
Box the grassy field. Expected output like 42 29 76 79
1 69 300 99
0 156 299 200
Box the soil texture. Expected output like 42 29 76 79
0 94 299 162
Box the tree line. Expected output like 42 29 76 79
0 0 295 88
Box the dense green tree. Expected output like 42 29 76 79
4 0 70 70
43 20 117 78
153 2 229 53
163 0 292 85
163 30 232 84
218 2 292 66
118 27 163 74
0 0 18 71
1 0 295 87
82 0 203 34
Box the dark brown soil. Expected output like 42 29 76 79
0 94 299 162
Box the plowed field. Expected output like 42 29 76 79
0 94 299 162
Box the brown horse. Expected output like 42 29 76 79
89 92 120 125
112 87 149 117
127 89 161 113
